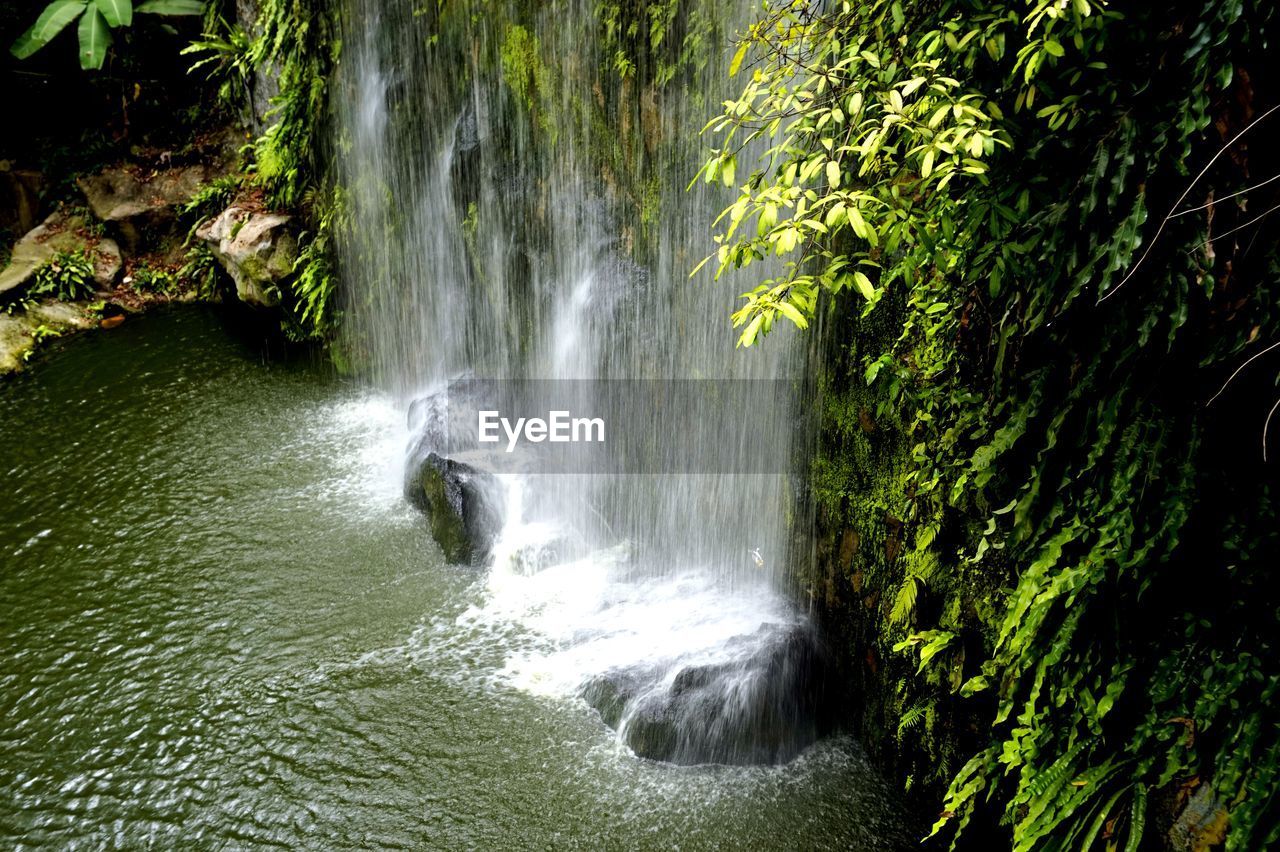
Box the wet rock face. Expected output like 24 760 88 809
404 450 503 566
402 385 506 565
196 207 298 308
581 622 839 765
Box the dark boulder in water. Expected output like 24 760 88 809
580 621 837 765
404 387 503 565
404 450 502 565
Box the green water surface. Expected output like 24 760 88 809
0 310 907 849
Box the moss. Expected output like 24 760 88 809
499 24 557 142
804 298 1008 826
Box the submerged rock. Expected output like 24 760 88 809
582 622 838 765
196 207 297 308
402 384 507 564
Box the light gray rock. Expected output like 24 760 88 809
1169 783 1228 851
196 206 297 307
77 164 212 254
91 238 123 288
0 211 120 298
0 301 93 375
77 165 206 222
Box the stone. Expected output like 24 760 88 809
0 163 44 234
0 211 120 298
77 163 214 254
402 384 506 564
195 206 298 308
1169 783 1229 851
91 238 123 288
77 164 206 223
0 302 93 375
403 450 503 565
581 622 838 765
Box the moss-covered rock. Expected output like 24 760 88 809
403 451 502 566
0 301 93 375
196 206 297 308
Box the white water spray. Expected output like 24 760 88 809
335 0 827 764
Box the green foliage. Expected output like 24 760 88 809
248 0 338 209
10 0 203 70
32 249 96 301
177 241 220 299
4 293 38 315
287 187 344 340
128 261 178 295
499 25 552 123
23 324 63 361
596 0 720 87
181 174 241 225
709 0 1280 848
182 18 254 110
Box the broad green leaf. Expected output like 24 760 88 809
77 5 110 69
719 155 735 187
826 160 840 188
853 271 875 300
135 0 203 14
11 0 86 59
94 0 132 27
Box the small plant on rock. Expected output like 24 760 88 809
128 262 179 295
4 293 38 315
23 325 63 362
177 242 221 299
32 249 96 301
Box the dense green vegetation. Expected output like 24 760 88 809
183 0 341 340
705 0 1278 847
11 0 202 70
6 0 1279 846
3 0 339 342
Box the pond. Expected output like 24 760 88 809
0 310 907 848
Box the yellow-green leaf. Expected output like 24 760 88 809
853 271 875 300
775 300 809 329
729 40 747 77
738 313 764 347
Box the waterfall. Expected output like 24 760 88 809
333 0 831 764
